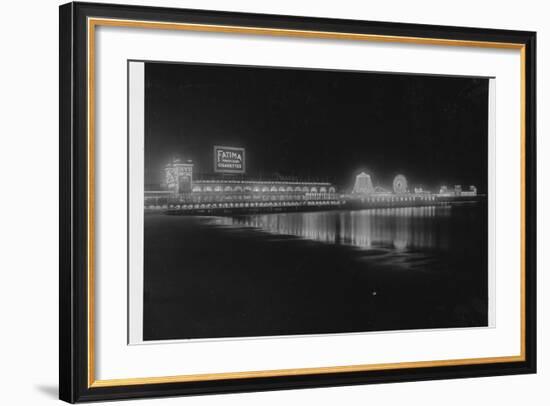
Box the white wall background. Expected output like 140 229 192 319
0 0 546 405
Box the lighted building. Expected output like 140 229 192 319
145 151 338 210
461 185 478 196
164 159 193 193
413 187 431 195
438 184 477 197
352 172 374 194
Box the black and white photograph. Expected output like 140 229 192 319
132 61 492 342
50 1 538 403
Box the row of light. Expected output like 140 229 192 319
175 193 337 202
194 179 331 185
147 200 342 210
359 195 437 202
191 185 336 193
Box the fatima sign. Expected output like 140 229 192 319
213 146 246 174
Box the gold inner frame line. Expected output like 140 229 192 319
87 17 527 388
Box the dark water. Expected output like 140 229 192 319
143 204 488 340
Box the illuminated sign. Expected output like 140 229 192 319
213 146 246 174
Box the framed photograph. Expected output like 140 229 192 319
59 2 536 403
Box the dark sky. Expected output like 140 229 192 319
144 61 489 192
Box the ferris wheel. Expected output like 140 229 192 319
393 174 408 194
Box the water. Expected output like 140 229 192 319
143 204 488 340
210 206 451 252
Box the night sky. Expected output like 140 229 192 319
144 62 489 193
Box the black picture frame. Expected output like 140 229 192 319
60 1 536 403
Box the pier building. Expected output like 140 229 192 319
145 150 339 212
144 147 480 214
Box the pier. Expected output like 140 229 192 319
145 157 483 216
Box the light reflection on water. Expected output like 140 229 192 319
210 206 453 251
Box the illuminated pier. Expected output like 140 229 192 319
144 152 483 214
